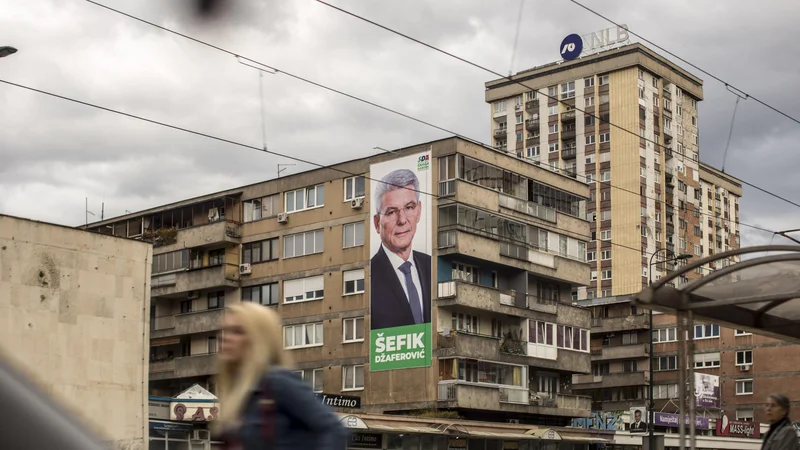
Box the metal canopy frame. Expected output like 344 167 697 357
632 245 800 450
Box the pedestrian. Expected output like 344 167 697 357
762 393 800 450
213 302 348 450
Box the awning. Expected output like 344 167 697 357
558 435 614 444
463 430 539 440
366 423 443 435
339 415 442 435
526 428 561 440
151 337 181 347
633 245 800 343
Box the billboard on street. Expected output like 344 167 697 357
694 373 720 408
369 152 432 371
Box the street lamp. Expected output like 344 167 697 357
647 248 691 450
0 46 18 58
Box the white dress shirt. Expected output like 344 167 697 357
382 244 424 315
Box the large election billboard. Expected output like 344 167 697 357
369 152 432 371
694 373 720 408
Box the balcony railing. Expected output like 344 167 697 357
525 100 540 111
438 180 456 197
494 128 508 137
562 148 577 159
561 129 576 140
500 386 529 404
498 193 557 223
561 111 576 122
525 119 540 130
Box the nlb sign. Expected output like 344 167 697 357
560 25 630 61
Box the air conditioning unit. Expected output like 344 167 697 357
740 364 751 372
351 197 364 210
239 263 252 275
187 291 200 300
277 213 289 224
192 430 210 440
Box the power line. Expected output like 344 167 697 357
314 0 800 211
0 77 741 269
85 0 762 237
568 0 800 127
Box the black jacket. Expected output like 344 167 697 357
761 418 800 450
234 368 348 450
370 246 432 330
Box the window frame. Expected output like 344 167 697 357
283 229 324 259
342 221 365 248
294 368 324 393
343 364 365 391
283 275 325 304
735 378 753 396
343 175 366 202
242 237 280 264
284 322 324 349
285 184 325 214
343 317 365 343
735 350 753 366
241 282 280 306
343 269 366 295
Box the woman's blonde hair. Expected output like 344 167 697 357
214 302 290 432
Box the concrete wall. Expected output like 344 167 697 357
0 214 151 450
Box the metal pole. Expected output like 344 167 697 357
676 311 686 450
648 253 656 450
688 311 697 450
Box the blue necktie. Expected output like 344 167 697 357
399 261 423 324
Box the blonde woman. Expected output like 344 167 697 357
214 302 348 450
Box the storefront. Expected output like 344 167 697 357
148 384 219 450
339 414 613 450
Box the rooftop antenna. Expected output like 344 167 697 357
85 197 96 227
277 164 296 178
236 56 277 153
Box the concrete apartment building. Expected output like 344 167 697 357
86 136 597 427
0 214 151 450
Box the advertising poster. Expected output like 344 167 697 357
694 373 720 408
629 406 647 433
369 152 432 371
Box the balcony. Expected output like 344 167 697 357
525 119 540 130
438 382 591 418
436 229 588 286
494 128 508 138
571 371 650 390
591 344 649 361
149 353 218 381
561 147 577 160
561 111 576 122
151 307 226 339
150 220 241 254
437 280 540 317
662 88 672 100
590 314 650 334
151 263 239 298
498 193 557 223
561 128 576 140
525 100 539 111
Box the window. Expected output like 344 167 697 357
600 171 611 182
664 117 672 129
692 116 697 126
653 384 678 399
342 222 365 248
599 94 609 105
549 123 559 134
586 135 595 145
285 184 325 213
548 106 558 116
737 409 755 422
516 132 523 142
587 251 596 261
526 91 537 101
590 271 597 281
585 115 595 126
694 226 703 237
600 210 611 221
640 167 647 178
208 335 218 354
639 107 646 121
515 114 523 124
601 189 611 201
284 229 324 258
601 270 612 280
561 81 575 99
180 300 192 314
284 322 324 349
736 350 753 366
677 105 683 116
600 230 611 240
207 291 224 309
694 352 721 368
622 332 638 345
152 249 189 274
547 86 558 97
284 275 324 303
694 244 703 256
664 99 671 110
638 87 645 99
694 324 720 339
736 379 753 395
294 368 324 393
556 325 589 352
526 146 540 158
599 133 610 143
585 173 594 183
242 238 279 264
735 329 752 336
652 77 658 88
601 250 611 260
653 95 659 108
343 365 365 390
623 360 639 372
585 96 594 107
343 317 365 343
599 75 609 85
655 356 677 371
243 194 280 222
585 77 595 88
515 96 523 106
493 101 507 113
209 249 225 266
549 143 559 153
242 282 280 306
653 327 677 343
343 269 365 295
344 175 366 201
677 124 684 136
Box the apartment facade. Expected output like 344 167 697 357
485 43 710 299
0 214 151 450
87 137 596 426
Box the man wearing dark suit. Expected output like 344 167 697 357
370 168 432 330
630 409 647 433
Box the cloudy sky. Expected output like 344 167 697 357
2 0 800 246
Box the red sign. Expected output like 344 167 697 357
716 416 760 438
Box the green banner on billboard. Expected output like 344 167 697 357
370 323 432 371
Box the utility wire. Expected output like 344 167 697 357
86 0 762 236
0 77 753 268
568 0 800 127
721 96 741 173
508 0 526 76
315 0 800 211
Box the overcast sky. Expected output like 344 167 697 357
2 0 800 247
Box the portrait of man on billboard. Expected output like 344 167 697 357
630 407 647 433
370 168 432 330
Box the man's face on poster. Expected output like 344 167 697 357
635 410 642 422
373 185 421 256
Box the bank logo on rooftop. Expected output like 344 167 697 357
560 25 630 61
